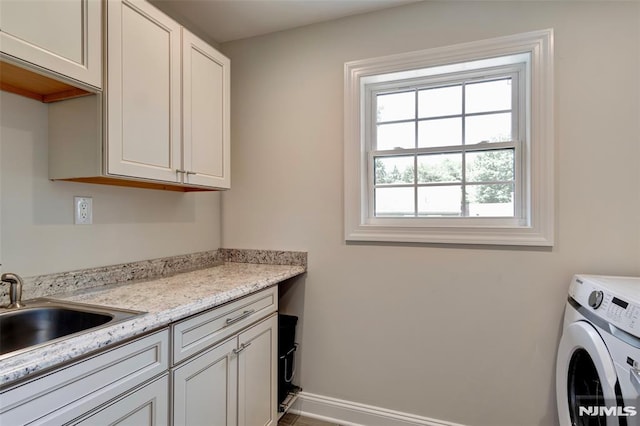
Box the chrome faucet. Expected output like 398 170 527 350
1 273 25 308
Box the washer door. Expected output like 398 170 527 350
557 321 623 426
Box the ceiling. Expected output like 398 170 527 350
149 0 422 44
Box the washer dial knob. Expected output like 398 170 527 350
589 290 604 309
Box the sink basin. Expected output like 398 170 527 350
0 298 143 359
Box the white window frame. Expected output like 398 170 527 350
344 29 554 246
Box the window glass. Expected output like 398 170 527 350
418 85 462 118
377 91 414 122
376 122 415 150
465 79 512 114
417 118 462 148
374 156 414 185
466 184 514 217
466 149 514 182
417 186 462 217
375 187 414 217
417 153 462 183
465 112 511 144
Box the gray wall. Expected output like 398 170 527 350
220 2 640 425
0 91 222 276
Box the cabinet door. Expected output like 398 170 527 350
237 314 278 426
173 338 238 426
182 29 230 189
0 0 101 88
70 375 169 426
106 0 182 183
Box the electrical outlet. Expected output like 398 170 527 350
74 196 93 225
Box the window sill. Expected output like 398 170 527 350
345 223 554 246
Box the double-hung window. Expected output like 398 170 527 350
344 30 554 246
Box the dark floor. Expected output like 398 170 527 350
278 413 340 426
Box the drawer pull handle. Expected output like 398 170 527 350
232 342 252 355
225 309 255 326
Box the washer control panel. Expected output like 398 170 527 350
569 274 640 338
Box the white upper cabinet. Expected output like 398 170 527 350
182 30 230 189
106 0 182 183
105 0 229 189
0 0 102 88
48 0 230 191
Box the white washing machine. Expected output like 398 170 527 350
557 275 640 426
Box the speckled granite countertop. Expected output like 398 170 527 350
0 250 306 387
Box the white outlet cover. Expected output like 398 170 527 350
74 196 93 225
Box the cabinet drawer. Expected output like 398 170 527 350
0 329 169 425
172 287 277 364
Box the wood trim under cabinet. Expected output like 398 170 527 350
54 177 220 192
0 61 93 103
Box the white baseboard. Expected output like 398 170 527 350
288 392 468 426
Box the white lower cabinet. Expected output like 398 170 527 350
172 290 278 426
173 314 278 426
0 289 279 426
0 329 169 425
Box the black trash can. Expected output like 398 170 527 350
278 314 298 405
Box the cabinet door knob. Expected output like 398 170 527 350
176 169 186 174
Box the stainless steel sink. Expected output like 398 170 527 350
0 298 144 359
